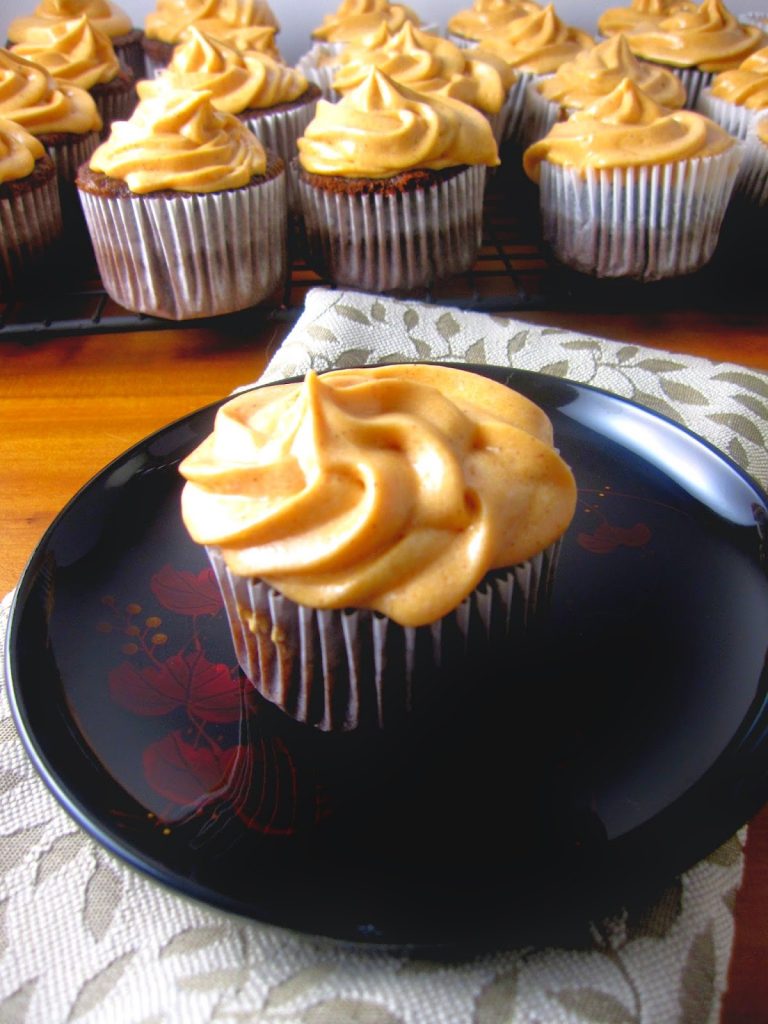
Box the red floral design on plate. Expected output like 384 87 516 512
150 564 223 616
578 520 652 554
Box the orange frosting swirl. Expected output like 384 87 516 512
10 15 123 89
625 0 766 72
472 4 594 74
138 28 307 112
8 0 133 43
524 76 736 178
537 33 687 110
332 21 515 115
88 86 267 192
311 0 422 44
709 44 768 106
144 0 279 45
448 0 544 42
0 116 47 182
0 48 102 134
598 0 696 38
298 66 499 176
179 365 577 627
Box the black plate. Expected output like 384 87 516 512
7 366 768 950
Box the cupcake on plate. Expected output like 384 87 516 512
76 86 287 319
446 0 543 49
0 117 63 297
178 363 578 731
696 44 768 137
597 0 696 40
471 4 594 147
138 27 320 208
522 77 742 280
296 66 499 293
331 21 518 146
622 0 766 107
10 15 137 138
7 0 146 80
0 47 102 233
142 0 280 77
525 32 686 143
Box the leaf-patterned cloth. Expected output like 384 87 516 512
1 285 765 1024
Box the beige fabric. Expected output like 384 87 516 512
2 285 766 1023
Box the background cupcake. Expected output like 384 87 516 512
525 32 686 143
0 116 63 296
446 0 543 49
597 0 697 40
178 364 577 731
296 66 499 293
76 86 287 319
523 77 743 280
736 107 768 207
10 15 137 137
138 27 319 208
622 0 766 107
7 0 145 80
696 43 768 136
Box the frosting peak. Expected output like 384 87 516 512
0 47 102 134
311 0 421 44
298 66 499 176
144 0 279 45
8 0 133 43
10 15 123 89
88 86 267 191
179 365 577 627
710 44 768 107
473 4 594 73
0 116 47 182
447 0 544 42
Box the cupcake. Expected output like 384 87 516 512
696 44 768 137
178 364 578 731
296 66 499 293
7 0 146 80
736 108 768 207
622 0 766 107
470 4 594 146
331 21 518 146
10 15 137 138
525 32 686 144
0 116 63 296
597 0 696 40
522 77 743 280
137 28 320 209
76 87 287 319
0 47 102 234
142 0 280 78
446 0 543 49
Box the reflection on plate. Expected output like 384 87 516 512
6 366 768 949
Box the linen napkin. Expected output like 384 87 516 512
1 286 766 1024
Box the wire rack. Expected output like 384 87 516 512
0 172 762 341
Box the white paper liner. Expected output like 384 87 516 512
504 70 536 145
78 168 287 319
665 64 713 109
0 172 63 296
521 76 561 147
241 98 319 211
696 87 761 140
295 43 343 101
207 542 562 732
537 147 743 280
736 113 768 205
297 163 486 292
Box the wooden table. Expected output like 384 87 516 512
1 296 766 1021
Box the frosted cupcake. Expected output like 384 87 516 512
0 117 63 296
623 0 766 107
597 0 696 39
332 21 518 145
696 44 768 136
296 66 499 293
471 4 594 145
10 15 137 137
736 109 768 206
525 33 686 143
142 0 280 77
523 77 742 280
446 0 543 49
178 364 577 731
76 87 287 319
138 28 319 208
7 0 145 79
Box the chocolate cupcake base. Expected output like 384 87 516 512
0 154 63 298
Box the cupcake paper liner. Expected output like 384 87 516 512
295 44 343 101
208 542 561 732
521 76 562 148
737 113 768 206
0 171 63 297
538 147 743 280
696 87 763 139
78 168 287 319
297 162 486 292
665 64 713 109
241 99 319 211
112 31 147 80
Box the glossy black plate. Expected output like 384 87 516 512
7 365 768 950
